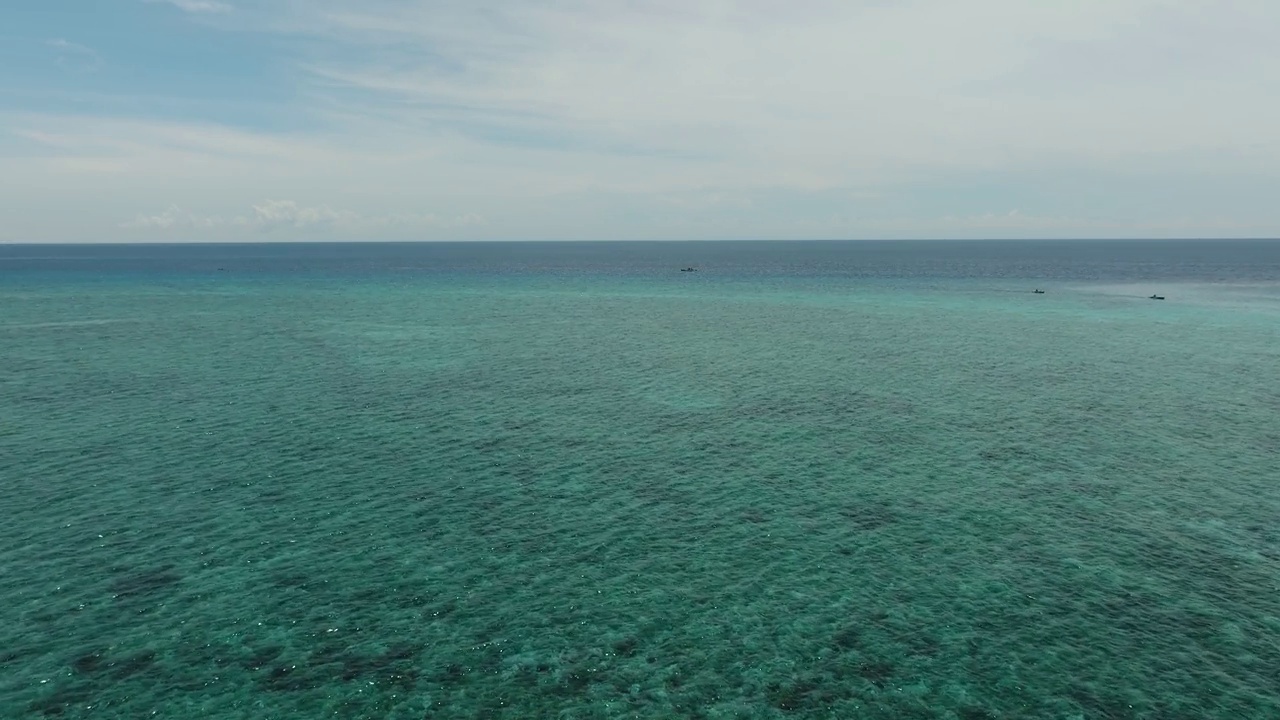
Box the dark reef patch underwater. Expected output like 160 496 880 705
2 241 1279 718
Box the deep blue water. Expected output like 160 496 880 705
3 239 1279 281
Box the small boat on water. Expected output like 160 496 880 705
1149 294 1165 300
1033 289 1045 294
680 267 698 272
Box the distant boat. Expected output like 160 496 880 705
680 267 698 272
1149 294 1165 300
1033 289 1045 294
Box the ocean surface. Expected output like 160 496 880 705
2 240 1278 719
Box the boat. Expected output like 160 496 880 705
680 267 698 272
1149 294 1165 300
1033 289 1045 294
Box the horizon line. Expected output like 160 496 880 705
3 237 1280 246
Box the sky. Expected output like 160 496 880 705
2 0 1279 242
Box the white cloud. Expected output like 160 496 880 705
7 2 1280 240
942 211 1075 231
288 0 1280 172
249 199 355 229
119 200 486 236
120 205 224 229
145 0 233 14
120 205 186 230
47 39 101 70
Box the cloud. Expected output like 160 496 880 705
288 0 1280 172
942 210 1074 231
119 200 486 235
47 39 101 70
7 2 1280 241
120 205 221 229
249 199 355 229
144 0 233 14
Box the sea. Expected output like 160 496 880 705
1 240 1278 719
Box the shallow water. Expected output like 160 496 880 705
2 241 1279 718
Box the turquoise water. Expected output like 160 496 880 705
2 242 1279 718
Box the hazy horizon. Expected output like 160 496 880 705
5 237 1280 246
5 236 1280 246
